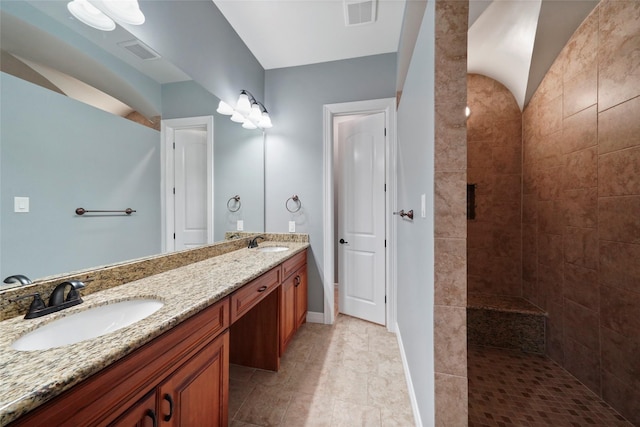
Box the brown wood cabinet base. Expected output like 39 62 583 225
10 298 229 427
230 289 280 371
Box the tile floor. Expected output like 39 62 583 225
228 314 415 426
468 346 633 427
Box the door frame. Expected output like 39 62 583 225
161 116 214 253
322 98 397 332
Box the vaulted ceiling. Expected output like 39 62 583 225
215 0 599 109
2 0 600 115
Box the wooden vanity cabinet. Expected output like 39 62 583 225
109 391 157 427
279 250 308 355
111 331 228 427
10 249 308 426
10 298 229 427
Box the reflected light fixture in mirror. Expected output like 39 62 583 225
67 0 145 31
217 90 273 130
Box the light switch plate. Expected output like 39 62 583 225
236 220 244 231
288 221 296 233
14 197 29 213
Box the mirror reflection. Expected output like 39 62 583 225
0 1 264 287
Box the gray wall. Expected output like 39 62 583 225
162 81 265 240
264 53 397 313
126 1 264 108
396 2 436 424
0 73 161 280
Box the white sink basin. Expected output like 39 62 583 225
12 299 164 351
256 246 289 253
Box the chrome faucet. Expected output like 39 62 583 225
10 280 86 319
248 235 266 248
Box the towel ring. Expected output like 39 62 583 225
286 195 301 213
227 195 241 212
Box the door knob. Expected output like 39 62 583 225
339 238 348 244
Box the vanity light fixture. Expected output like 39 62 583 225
217 90 273 130
67 0 145 32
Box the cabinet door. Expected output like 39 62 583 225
110 391 158 427
294 266 308 328
158 331 229 427
279 274 296 356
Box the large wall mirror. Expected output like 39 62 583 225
0 1 264 287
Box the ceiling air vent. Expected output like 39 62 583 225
117 39 160 61
344 0 377 26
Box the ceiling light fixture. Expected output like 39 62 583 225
67 0 115 31
67 0 145 31
217 90 273 130
98 0 145 25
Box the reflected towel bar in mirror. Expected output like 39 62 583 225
286 195 301 213
75 208 136 216
227 195 241 212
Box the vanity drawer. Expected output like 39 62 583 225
282 250 307 280
230 267 280 323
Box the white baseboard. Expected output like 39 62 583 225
395 323 422 427
306 311 325 324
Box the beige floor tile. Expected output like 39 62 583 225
375 357 405 378
229 314 415 426
281 393 335 427
234 384 293 426
250 361 297 387
284 365 330 396
231 364 257 382
230 421 262 427
322 367 369 405
331 400 382 427
342 347 382 374
229 378 256 420
367 374 411 409
380 404 415 427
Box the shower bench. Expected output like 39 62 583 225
467 294 547 354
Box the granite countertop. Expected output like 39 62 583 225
0 241 309 425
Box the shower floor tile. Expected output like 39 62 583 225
468 346 633 427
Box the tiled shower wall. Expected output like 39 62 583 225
467 74 523 297
522 1 639 423
433 1 468 425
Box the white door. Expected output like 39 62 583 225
338 113 386 325
174 128 207 250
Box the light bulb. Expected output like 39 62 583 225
93 0 145 25
67 0 116 31
465 106 471 117
230 111 245 123
242 119 257 130
258 112 273 129
236 92 251 115
248 103 262 122
216 100 234 115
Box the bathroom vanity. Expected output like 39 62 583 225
0 240 308 426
